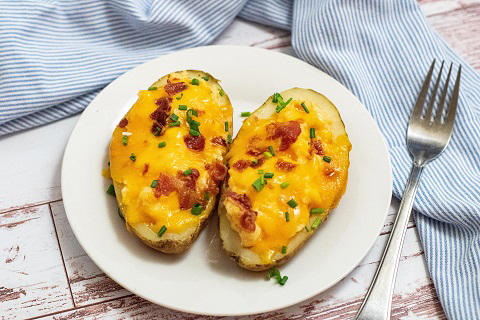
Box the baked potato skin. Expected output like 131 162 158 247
111 70 232 254
219 88 350 270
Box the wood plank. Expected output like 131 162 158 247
50 201 130 307
0 205 73 319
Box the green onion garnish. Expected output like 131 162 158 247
168 121 180 127
158 141 166 148
108 161 110 167
179 105 187 110
106 184 115 196
224 121 229 132
280 181 290 189
241 112 251 117
176 93 183 100
204 191 210 201
285 211 290 222
311 217 322 230
287 199 297 208
202 76 209 81
264 172 274 179
268 145 275 156
227 134 232 144
301 102 309 113
190 129 200 137
183 168 192 176
151 180 158 188
264 151 273 159
148 86 157 91
191 203 203 215
129 153 136 161
281 246 287 254
122 135 128 146
251 159 259 165
170 113 179 121
279 276 288 286
272 93 282 103
258 169 264 174
118 208 125 220
191 78 199 85
266 267 280 280
323 156 331 163
153 126 162 136
310 208 324 214
310 128 315 139
219 88 224 96
158 225 167 237
252 177 265 191
305 226 309 232
276 98 292 113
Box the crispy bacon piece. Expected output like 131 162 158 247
250 158 264 168
226 191 257 232
232 160 250 171
184 135 205 151
240 212 257 232
311 139 324 156
154 173 175 198
151 122 163 136
211 136 227 147
275 159 296 171
164 82 187 96
203 162 227 195
142 164 149 175
324 166 336 177
154 96 170 110
267 121 301 151
246 135 266 156
175 169 201 209
226 191 252 210
118 118 128 128
150 98 170 126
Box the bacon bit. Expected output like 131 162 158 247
208 162 227 183
250 158 264 168
164 82 187 96
240 211 257 232
232 160 250 171
226 191 257 232
151 122 163 135
154 97 170 111
150 108 169 125
211 136 227 147
142 164 149 175
150 97 171 135
154 174 175 198
246 135 266 156
118 118 128 128
311 139 324 156
267 121 301 151
275 159 296 171
176 169 201 209
184 134 205 151
324 166 336 177
226 191 252 210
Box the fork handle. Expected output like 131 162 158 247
355 164 424 320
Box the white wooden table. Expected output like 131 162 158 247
1 1 479 318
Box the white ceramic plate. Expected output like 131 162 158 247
62 45 392 316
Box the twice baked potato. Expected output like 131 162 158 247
219 88 351 270
110 70 232 253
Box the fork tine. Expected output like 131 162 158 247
411 60 436 121
443 65 462 127
434 63 452 124
425 61 444 121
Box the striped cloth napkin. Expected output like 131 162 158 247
1 0 479 318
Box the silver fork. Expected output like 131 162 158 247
355 60 462 320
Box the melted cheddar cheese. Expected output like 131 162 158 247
226 100 351 262
110 71 232 234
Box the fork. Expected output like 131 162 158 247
355 60 462 320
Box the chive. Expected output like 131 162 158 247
191 78 199 85
279 276 288 286
323 156 331 163
227 134 232 144
158 141 166 148
258 169 264 174
268 145 275 156
170 113 179 121
264 151 273 159
224 121 229 132
305 226 309 232
241 112 251 117
285 211 290 222
276 97 292 113
301 102 309 113
153 126 162 136
190 129 200 137
179 105 187 110
310 128 315 139
157 225 167 237
252 177 265 191
168 121 180 127
310 208 324 214
251 159 258 165
202 76 209 81
122 135 128 146
108 161 110 167
183 168 192 176
219 88 224 96
148 86 157 91
281 246 287 254
264 172 274 179
191 203 203 215
117 208 125 220
150 180 158 188
311 217 322 230
272 93 282 103
129 153 136 162
204 191 210 201
176 93 183 100
280 181 290 189
106 184 115 196
287 199 297 208
266 267 280 280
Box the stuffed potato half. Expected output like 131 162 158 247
219 88 351 270
110 70 233 254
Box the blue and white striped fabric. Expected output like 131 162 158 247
1 0 479 318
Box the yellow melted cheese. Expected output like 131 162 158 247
110 72 232 234
226 101 351 262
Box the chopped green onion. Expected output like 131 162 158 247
106 184 115 196
170 113 179 121
285 211 290 222
287 199 297 208
310 208 324 214
264 151 273 159
183 168 192 176
190 129 200 137
268 145 275 156
153 126 162 136
310 128 315 139
272 93 282 103
176 93 183 100
157 225 167 237
118 208 125 220
201 76 209 81
151 180 158 188
227 134 232 144
251 159 259 166
280 181 290 189
323 156 331 163
191 78 199 85
108 161 110 167
311 217 322 230
265 267 288 286
305 226 309 232
258 169 264 174
148 86 157 91
178 105 187 110
158 141 167 148
122 135 128 146
204 191 210 201
266 267 280 280
129 153 136 162
191 203 203 215
276 98 292 113
224 121 229 132
168 121 180 127
281 246 287 254
219 88 224 96
279 276 288 286
241 112 251 117
264 172 274 179
301 102 309 113
252 177 265 191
